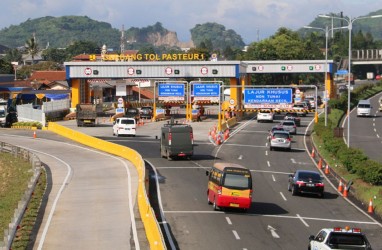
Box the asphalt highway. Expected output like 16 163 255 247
0 129 142 249
82 113 382 250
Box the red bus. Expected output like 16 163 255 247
206 162 253 211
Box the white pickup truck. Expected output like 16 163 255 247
308 227 372 250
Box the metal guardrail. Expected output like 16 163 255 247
0 142 42 250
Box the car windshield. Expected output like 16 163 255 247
358 104 370 108
328 233 367 246
286 113 297 117
271 127 284 132
282 122 295 126
127 109 138 113
298 172 321 181
273 133 289 139
121 119 135 125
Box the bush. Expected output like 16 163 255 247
13 121 43 129
361 160 382 185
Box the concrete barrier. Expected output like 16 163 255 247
47 122 165 250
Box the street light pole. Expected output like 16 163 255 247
303 25 347 127
318 14 382 147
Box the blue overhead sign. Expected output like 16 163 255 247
192 83 220 97
158 83 185 96
244 88 293 104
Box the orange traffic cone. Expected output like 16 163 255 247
317 158 322 169
368 199 374 213
311 148 315 158
343 186 348 197
33 131 36 139
338 180 344 192
324 164 330 175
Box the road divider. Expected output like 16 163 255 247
47 122 165 250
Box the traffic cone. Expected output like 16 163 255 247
317 158 322 169
224 129 229 140
311 148 315 158
368 199 374 213
33 131 36 139
338 179 344 192
324 164 330 175
343 186 348 197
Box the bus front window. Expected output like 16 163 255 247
223 174 251 189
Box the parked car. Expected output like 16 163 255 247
284 112 301 126
113 117 136 137
257 109 274 123
338 85 348 93
269 130 292 151
288 170 324 197
140 106 153 119
279 120 297 134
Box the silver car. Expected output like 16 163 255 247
280 120 297 135
269 131 292 151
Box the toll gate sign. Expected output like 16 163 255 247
158 83 185 101
244 88 292 104
192 84 220 97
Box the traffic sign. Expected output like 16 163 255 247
244 88 292 104
158 83 185 97
192 83 220 97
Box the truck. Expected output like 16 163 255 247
309 227 372 250
76 103 97 127
345 73 356 85
160 118 194 160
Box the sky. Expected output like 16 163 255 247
1 0 381 44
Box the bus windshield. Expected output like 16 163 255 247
223 173 251 189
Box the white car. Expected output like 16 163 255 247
292 103 308 116
257 109 274 122
113 117 136 137
309 227 372 250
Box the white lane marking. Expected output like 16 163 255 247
377 134 380 138
267 225 280 239
223 143 267 148
373 123 375 126
374 128 377 132
146 160 177 250
238 155 243 160
226 217 232 225
297 214 310 227
250 169 292 175
291 158 296 164
164 211 380 225
2 135 141 249
272 175 276 182
280 192 287 201
232 230 240 240
265 150 268 156
267 161 271 167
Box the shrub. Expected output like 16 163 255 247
361 160 382 185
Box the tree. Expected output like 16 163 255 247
42 48 67 64
0 58 13 74
25 37 40 64
4 48 22 64
65 40 100 60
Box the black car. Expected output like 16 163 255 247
140 106 153 119
125 108 140 122
288 170 324 198
284 112 301 126
338 85 348 93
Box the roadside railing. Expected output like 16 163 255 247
0 142 42 250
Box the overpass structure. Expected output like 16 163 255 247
352 49 382 65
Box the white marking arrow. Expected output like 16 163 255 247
267 225 280 239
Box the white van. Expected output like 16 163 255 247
357 100 372 117
113 117 136 136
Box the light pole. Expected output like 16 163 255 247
319 14 382 147
303 25 347 127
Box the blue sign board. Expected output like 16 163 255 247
192 83 220 97
158 83 185 97
244 88 292 104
